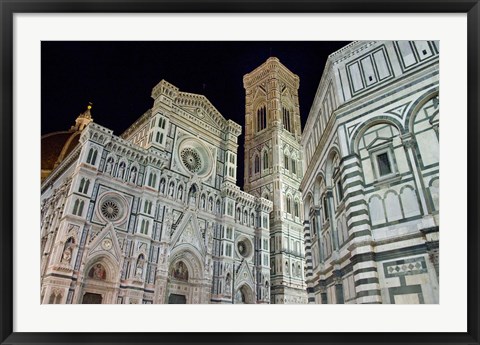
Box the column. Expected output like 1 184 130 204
341 154 382 304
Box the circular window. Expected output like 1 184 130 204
236 238 253 259
177 138 213 177
238 241 247 256
96 192 128 224
180 147 202 173
101 199 120 221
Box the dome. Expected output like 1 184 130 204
41 104 93 182
41 130 81 182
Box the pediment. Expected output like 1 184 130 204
86 223 122 263
175 93 226 131
234 260 255 287
171 213 206 255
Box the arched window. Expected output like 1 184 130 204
282 108 292 133
216 199 221 214
140 219 149 235
254 155 260 174
236 207 241 221
251 213 255 226
84 179 90 193
311 216 317 236
286 196 292 214
78 201 84 216
323 196 329 221
263 150 269 170
148 173 157 188
73 199 84 216
78 178 85 193
156 132 160 143
73 199 79 215
256 105 267 132
143 200 152 214
291 159 297 175
294 201 299 218
243 210 248 224
86 148 97 165
148 173 153 187
284 154 289 170
78 178 89 194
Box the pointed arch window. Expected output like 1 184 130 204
284 154 289 171
86 148 98 165
256 105 267 132
254 155 260 174
148 173 157 188
323 195 330 222
78 178 90 194
294 201 299 218
263 150 269 170
72 199 84 216
140 219 150 235
286 196 292 214
291 159 297 175
283 108 292 133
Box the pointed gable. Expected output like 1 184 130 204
171 213 206 255
86 223 123 263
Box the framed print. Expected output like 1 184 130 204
1 1 479 345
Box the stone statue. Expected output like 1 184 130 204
61 247 72 264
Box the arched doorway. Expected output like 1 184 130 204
78 257 119 304
235 284 254 304
166 249 206 304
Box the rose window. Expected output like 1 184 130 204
181 148 202 173
101 200 120 221
238 242 246 256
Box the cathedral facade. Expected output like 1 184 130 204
41 80 273 304
41 41 439 304
301 41 439 304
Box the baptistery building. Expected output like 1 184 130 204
301 41 439 304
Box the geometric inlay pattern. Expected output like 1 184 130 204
383 257 427 278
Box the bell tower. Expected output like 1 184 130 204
243 57 307 304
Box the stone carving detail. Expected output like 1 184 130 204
181 147 202 173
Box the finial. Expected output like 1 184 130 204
87 102 93 110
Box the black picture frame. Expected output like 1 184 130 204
1 1 478 344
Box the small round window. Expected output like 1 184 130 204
180 147 202 173
236 238 253 259
101 199 120 221
97 193 127 224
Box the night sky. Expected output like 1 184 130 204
41 41 351 185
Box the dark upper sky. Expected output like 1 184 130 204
41 41 351 185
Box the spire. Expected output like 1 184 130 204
72 102 94 131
